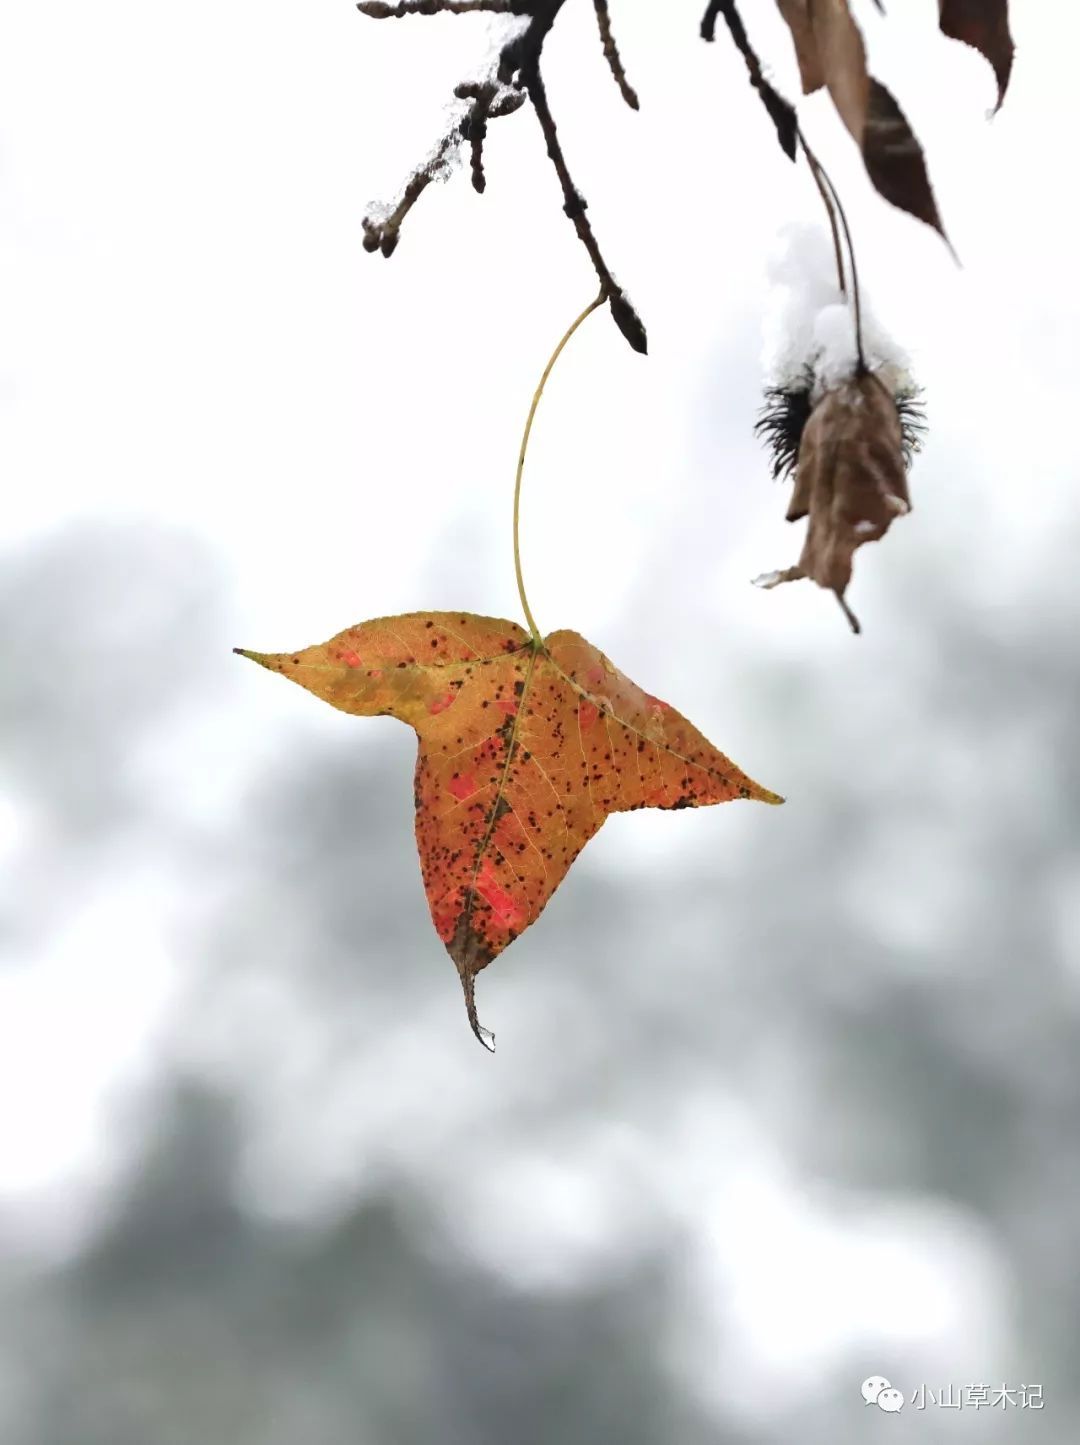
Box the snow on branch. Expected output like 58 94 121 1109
356 0 647 353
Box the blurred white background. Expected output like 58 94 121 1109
1 2 1077 1440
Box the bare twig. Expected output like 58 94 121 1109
362 130 458 256
521 57 646 351
357 1 511 17
455 80 526 192
358 0 646 353
701 0 797 160
592 0 639 109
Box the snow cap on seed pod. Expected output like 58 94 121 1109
753 224 925 633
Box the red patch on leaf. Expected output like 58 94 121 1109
644 692 671 712
474 857 525 930
497 697 518 717
578 700 599 729
429 691 456 715
448 771 478 802
340 648 362 668
586 664 606 688
431 897 460 943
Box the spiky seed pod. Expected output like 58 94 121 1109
756 369 924 484
755 377 814 481
755 369 924 633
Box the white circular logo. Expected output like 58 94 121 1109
861 1376 891 1406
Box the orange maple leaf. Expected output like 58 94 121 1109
237 613 781 1048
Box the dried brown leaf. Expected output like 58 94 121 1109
939 0 1014 111
774 0 825 93
762 372 910 632
795 374 910 621
806 0 868 130
864 81 950 239
782 0 949 242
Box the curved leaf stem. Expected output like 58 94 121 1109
513 291 606 643
813 149 866 372
798 132 846 298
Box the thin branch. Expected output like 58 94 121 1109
592 0 639 110
701 0 797 160
357 0 646 353
456 80 526 192
357 1 511 16
522 58 646 352
362 131 458 256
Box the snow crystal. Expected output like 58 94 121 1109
762 221 912 398
364 197 396 227
764 221 840 293
367 12 530 218
811 302 860 392
477 12 532 70
426 132 464 186
437 11 532 143
762 224 844 389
